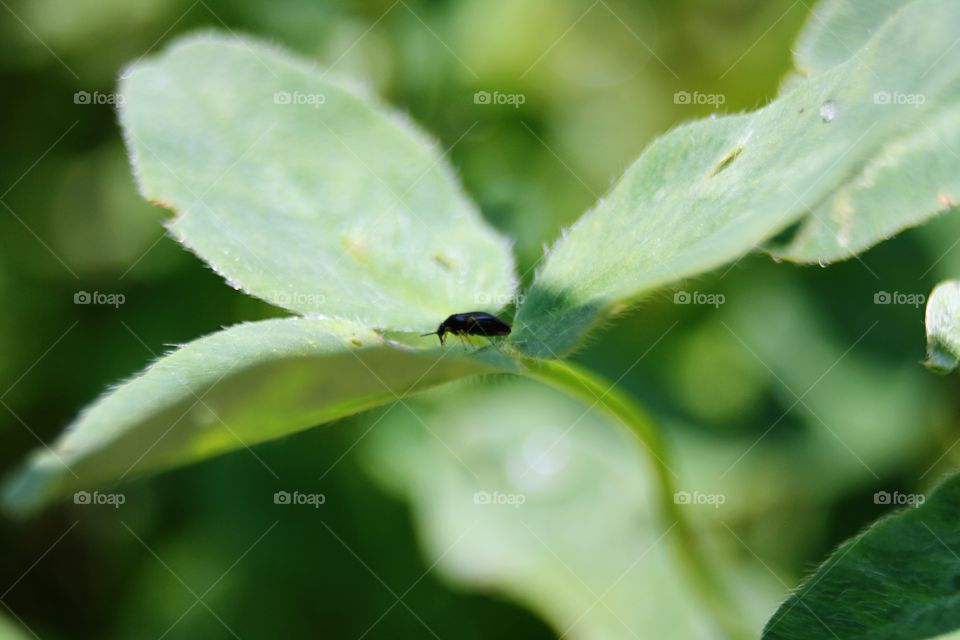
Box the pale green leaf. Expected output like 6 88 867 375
762 471 960 640
362 380 779 640
119 34 516 330
514 0 960 356
792 0 910 76
925 280 960 374
771 0 959 262
768 104 960 262
3 318 506 516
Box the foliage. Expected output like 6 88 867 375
762 472 960 640
2 0 960 638
925 281 960 374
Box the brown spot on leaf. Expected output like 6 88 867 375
148 197 176 212
709 146 744 177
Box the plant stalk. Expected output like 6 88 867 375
521 357 750 640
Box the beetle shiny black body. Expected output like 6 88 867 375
421 311 511 346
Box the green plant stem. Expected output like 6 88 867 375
521 357 751 640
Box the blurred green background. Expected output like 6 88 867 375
2 0 959 637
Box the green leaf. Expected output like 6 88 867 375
768 105 960 262
361 380 780 639
792 0 910 76
119 34 516 331
771 0 959 262
514 0 960 356
925 280 960 374
761 472 960 640
2 318 507 516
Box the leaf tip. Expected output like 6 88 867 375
2 454 67 519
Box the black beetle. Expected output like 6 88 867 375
421 311 511 346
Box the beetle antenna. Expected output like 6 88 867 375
420 331 437 337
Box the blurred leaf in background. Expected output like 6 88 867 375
361 379 783 639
